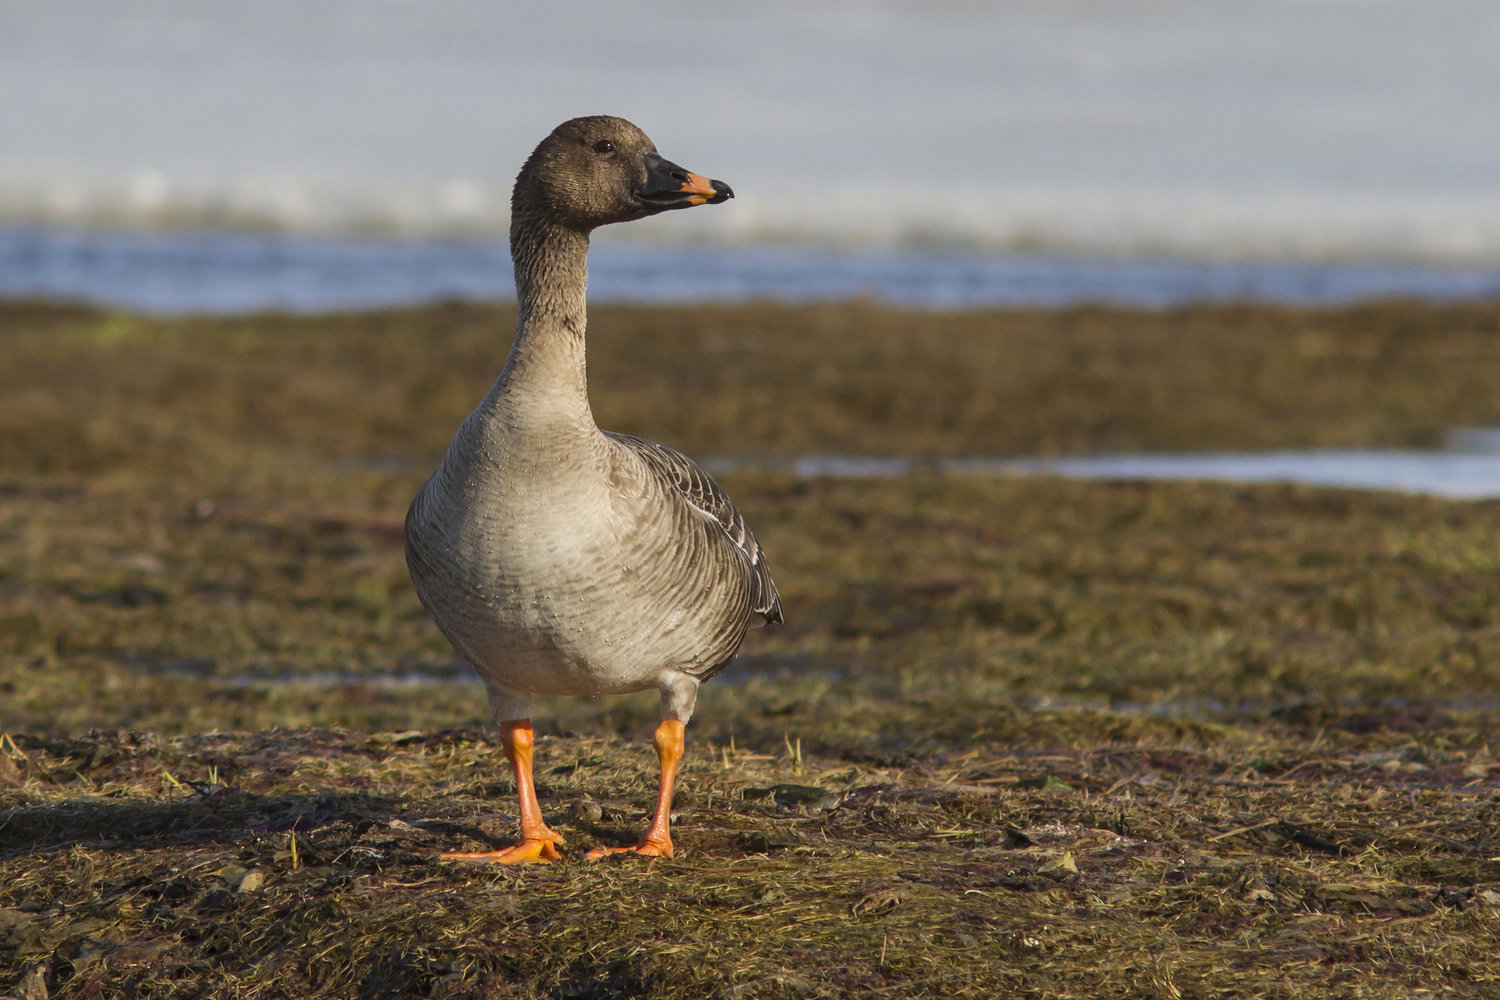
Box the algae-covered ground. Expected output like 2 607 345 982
4 299 1500 998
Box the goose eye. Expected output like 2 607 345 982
592 140 615 155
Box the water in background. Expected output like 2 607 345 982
706 443 1500 502
5 226 1500 314
7 3 1500 499
3 0 1499 264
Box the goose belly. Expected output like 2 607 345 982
406 474 748 696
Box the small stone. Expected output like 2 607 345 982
569 798 603 823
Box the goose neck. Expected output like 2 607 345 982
499 218 593 411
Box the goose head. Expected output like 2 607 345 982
512 116 733 233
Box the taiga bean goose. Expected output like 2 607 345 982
405 116 782 863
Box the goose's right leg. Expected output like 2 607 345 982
444 719 565 864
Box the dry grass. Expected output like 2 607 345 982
3 723 1498 999
3 299 1500 998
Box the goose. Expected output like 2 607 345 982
405 116 782 863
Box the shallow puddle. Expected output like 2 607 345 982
705 428 1500 500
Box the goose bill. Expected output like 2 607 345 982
639 155 733 209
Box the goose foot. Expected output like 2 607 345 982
443 834 564 865
585 838 672 862
441 718 565 864
585 720 686 862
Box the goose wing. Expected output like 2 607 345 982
607 432 783 625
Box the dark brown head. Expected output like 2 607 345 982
512 116 733 233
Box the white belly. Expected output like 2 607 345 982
405 450 740 700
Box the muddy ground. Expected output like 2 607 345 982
3 299 1500 998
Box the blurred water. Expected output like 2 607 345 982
1008 451 1500 500
705 442 1500 501
2 0 1499 262
4 226 1498 314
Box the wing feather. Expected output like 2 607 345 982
607 432 783 624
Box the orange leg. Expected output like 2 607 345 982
444 719 565 864
587 719 685 861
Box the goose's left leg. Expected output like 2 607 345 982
588 673 697 861
586 718 685 860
